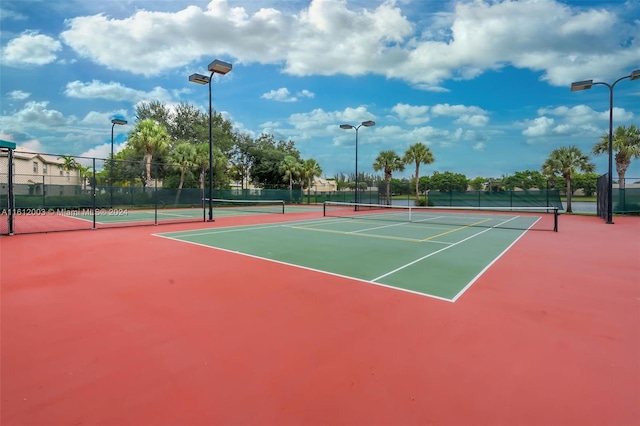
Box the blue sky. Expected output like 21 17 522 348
1 0 639 181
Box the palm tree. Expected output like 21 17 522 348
279 155 301 201
127 119 169 185
302 158 322 201
542 146 595 213
403 142 434 202
373 150 405 205
76 164 92 191
592 125 640 189
168 142 197 206
58 155 79 172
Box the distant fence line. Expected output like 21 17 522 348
1 149 638 235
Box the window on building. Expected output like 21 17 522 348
66 171 70 181
43 164 48 174
33 162 38 173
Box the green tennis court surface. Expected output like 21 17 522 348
155 211 545 301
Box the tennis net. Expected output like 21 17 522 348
204 198 285 214
323 201 559 232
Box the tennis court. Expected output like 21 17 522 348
155 203 559 301
2 203 638 426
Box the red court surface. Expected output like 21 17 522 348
1 212 639 426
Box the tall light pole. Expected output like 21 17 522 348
110 118 127 207
189 59 233 222
340 120 375 205
571 69 640 224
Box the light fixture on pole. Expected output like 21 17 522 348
110 118 127 207
570 68 640 224
340 120 375 205
189 59 232 222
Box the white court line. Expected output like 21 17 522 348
371 215 521 282
153 232 454 303
450 215 541 302
153 217 349 238
154 214 539 303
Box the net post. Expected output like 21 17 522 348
281 200 285 214
554 208 558 232
323 201 327 217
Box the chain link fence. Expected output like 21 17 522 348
1 150 205 235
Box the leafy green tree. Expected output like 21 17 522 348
592 125 640 189
280 155 302 200
249 134 302 186
469 177 486 191
428 171 469 192
302 158 322 199
502 170 550 190
572 173 599 197
229 133 256 189
373 150 405 204
168 142 197 205
542 146 595 213
127 119 170 185
403 142 434 201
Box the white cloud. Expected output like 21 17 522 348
56 0 638 86
80 110 130 126
297 89 314 99
523 116 555 137
391 103 430 125
65 80 173 103
12 101 70 128
524 104 635 139
261 88 296 102
455 114 489 127
7 90 30 100
2 31 62 66
473 142 486 151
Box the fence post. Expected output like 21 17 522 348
8 149 14 235
92 158 97 229
154 163 158 225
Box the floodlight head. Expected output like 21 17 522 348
189 73 210 85
630 69 640 81
208 59 232 75
570 80 593 91
340 124 354 129
111 118 127 125
362 120 375 127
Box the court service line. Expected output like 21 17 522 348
371 216 520 282
153 233 454 303
419 218 492 241
289 225 425 243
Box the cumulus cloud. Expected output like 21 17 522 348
391 103 430 125
12 101 70 128
259 87 316 102
523 104 635 138
65 80 173 103
7 90 30 100
2 31 62 66
55 0 638 86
